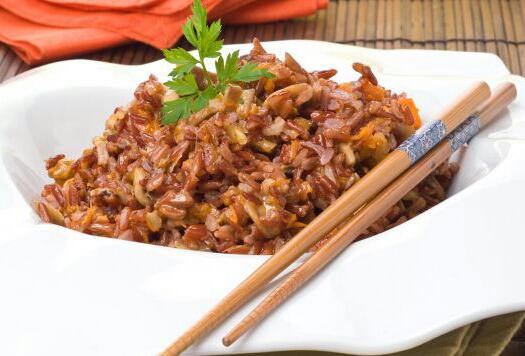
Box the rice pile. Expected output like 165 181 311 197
37 39 458 254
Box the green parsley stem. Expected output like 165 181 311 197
199 55 215 89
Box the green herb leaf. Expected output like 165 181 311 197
192 86 218 112
161 0 275 125
190 0 207 32
216 50 239 83
162 47 196 65
182 19 199 48
162 48 198 78
233 62 274 82
165 73 199 96
198 20 222 58
162 98 192 125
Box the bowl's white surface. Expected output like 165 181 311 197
0 40 525 356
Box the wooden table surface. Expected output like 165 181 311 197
0 0 524 353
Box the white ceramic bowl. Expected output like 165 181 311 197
1 41 525 356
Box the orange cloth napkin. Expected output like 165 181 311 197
42 0 327 17
42 0 162 11
0 0 328 65
0 9 128 64
223 0 328 24
43 0 194 15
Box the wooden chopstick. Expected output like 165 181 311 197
222 82 517 346
160 81 490 356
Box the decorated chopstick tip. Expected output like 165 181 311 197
396 81 490 164
447 114 481 152
222 336 233 347
396 120 447 163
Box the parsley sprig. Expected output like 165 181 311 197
161 0 273 125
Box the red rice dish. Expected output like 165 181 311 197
36 40 458 254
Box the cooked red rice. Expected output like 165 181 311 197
37 39 458 254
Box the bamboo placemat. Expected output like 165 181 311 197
0 0 524 354
1 0 525 82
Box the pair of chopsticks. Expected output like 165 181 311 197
161 81 516 355
222 82 517 346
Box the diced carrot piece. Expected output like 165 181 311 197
351 124 374 141
362 80 385 101
399 98 421 129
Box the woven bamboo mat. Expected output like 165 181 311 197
1 0 525 82
0 0 524 353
